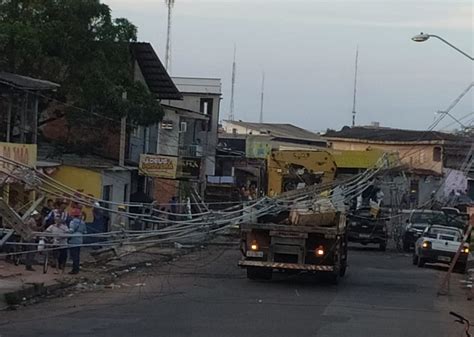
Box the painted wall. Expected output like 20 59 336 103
376 174 442 208
327 139 443 174
443 168 468 196
157 107 180 157
153 178 179 207
50 166 102 222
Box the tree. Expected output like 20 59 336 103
0 0 164 128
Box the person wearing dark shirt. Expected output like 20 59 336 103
40 199 54 218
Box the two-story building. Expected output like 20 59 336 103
142 77 222 207
324 125 472 207
38 42 181 224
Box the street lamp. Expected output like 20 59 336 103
411 32 473 61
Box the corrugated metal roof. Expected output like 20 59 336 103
130 43 182 100
0 72 59 91
223 121 325 142
324 126 461 142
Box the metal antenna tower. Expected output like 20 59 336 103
229 45 236 121
259 71 265 123
165 0 175 72
351 46 359 127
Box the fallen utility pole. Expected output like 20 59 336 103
438 207 473 296
0 197 33 240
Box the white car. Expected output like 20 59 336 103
413 225 469 274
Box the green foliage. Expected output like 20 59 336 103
0 0 163 126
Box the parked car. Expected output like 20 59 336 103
413 225 469 274
348 207 388 251
402 210 445 251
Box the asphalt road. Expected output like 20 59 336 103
0 243 470 337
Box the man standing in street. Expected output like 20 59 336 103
68 208 87 274
169 196 177 221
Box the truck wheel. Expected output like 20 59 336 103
417 257 425 268
454 263 467 274
379 242 387 252
327 272 339 285
412 254 419 265
247 267 272 280
339 264 347 277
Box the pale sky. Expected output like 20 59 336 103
107 0 473 132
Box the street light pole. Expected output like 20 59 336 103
411 33 473 61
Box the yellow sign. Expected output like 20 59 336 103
0 142 37 174
139 154 178 179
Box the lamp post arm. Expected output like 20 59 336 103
429 35 473 60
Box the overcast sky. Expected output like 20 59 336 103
107 0 472 132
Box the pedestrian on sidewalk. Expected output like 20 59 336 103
68 208 87 275
169 196 177 221
44 215 69 274
44 200 69 226
24 210 42 271
113 205 128 232
41 199 54 219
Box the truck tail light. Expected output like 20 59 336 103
315 245 324 256
250 240 258 251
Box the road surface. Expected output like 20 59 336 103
0 243 469 337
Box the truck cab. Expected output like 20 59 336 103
347 207 388 251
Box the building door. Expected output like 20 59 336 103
102 185 113 209
409 179 419 208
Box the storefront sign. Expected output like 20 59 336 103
246 139 272 159
178 157 201 180
139 154 178 179
0 142 37 175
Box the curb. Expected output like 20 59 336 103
2 279 76 306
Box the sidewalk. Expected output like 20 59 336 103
0 238 225 309
0 261 84 309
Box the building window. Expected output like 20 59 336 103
161 120 173 130
124 184 129 202
179 122 187 133
200 98 213 115
200 98 214 130
102 185 113 209
433 147 442 162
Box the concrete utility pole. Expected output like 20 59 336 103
119 92 127 167
259 71 265 123
351 46 359 127
229 45 236 121
165 0 175 72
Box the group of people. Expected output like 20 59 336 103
23 199 87 275
240 184 258 201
